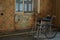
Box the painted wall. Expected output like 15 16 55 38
38 0 53 18
0 0 35 32
0 0 15 32
55 0 60 28
0 0 55 33
40 0 60 30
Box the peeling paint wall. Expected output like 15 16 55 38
0 0 54 33
15 13 35 30
55 0 60 28
0 0 35 32
0 0 15 32
39 0 53 17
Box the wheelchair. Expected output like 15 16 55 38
34 15 57 39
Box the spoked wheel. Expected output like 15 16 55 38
45 27 57 39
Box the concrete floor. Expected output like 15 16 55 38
0 32 60 40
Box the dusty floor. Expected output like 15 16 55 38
0 32 60 40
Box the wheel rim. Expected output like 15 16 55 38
45 28 57 39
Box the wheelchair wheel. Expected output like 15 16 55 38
45 27 57 39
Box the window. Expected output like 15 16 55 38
16 0 32 13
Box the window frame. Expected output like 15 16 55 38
15 0 33 13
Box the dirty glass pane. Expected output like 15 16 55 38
28 4 32 11
16 3 18 12
20 4 23 12
16 0 19 3
24 4 27 12
20 0 23 2
24 0 27 1
28 0 31 1
16 0 32 12
16 0 23 3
